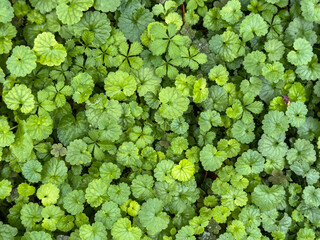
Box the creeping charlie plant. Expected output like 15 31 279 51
0 0 320 239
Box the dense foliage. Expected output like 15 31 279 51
0 0 320 239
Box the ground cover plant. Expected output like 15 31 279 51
0 0 320 239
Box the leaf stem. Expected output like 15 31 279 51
179 4 186 23
9 126 18 131
203 171 208 184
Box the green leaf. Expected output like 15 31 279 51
286 101 308 127
235 150 265 175
149 22 168 39
41 205 64 231
296 55 320 81
57 112 89 146
71 72 94 103
94 0 121 12
301 0 320 23
79 222 108 240
29 0 57 14
72 11 111 47
0 0 14 23
261 62 284 83
42 158 68 186
268 169 288 186
186 0 206 10
226 101 243 119
199 110 222 132
288 82 306 102
130 67 161 97
240 13 268 42
94 201 121 229
149 23 190 58
155 55 182 79
217 139 240 158
36 183 60 206
287 38 313 66
171 159 195 182
180 46 207 70
243 51 266 76
33 32 67 66
0 221 17 240
99 121 122 143
306 168 320 185
203 8 225 31
63 190 85 215
131 174 155 200
17 183 36 197
175 73 196 97
105 70 137 101
45 81 73 108
85 93 122 128
176 226 196 240
302 186 320 207
117 141 140 168
0 23 17 54
37 90 56 112
85 179 109 208
100 162 121 181
10 121 33 162
65 139 92 165
95 201 121 229
185 10 199 25
212 206 231 223
26 112 53 141
149 40 168 58
21 160 42 183
4 84 35 113
0 117 15 147
200 144 227 171
0 68 4 83
0 179 12 199
226 220 245 240
240 77 262 97
252 185 285 211
264 39 285 61
285 17 317 46
108 183 130 205
209 31 243 62
115 42 143 71
258 133 288 160
287 138 316 166
209 64 229 85
111 218 142 240
159 87 189 119
154 160 175 182
297 228 316 240
262 111 289 138
138 198 170 235
246 101 263 114
193 78 209 103
220 0 242 24
20 203 43 229
118 7 154 42
56 0 93 25
7 45 37 77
